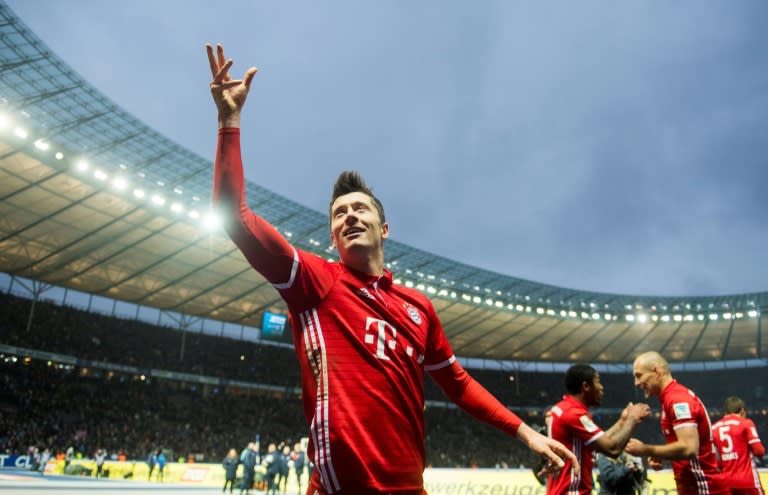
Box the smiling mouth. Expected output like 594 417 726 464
343 228 365 237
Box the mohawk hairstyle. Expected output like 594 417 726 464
328 170 386 224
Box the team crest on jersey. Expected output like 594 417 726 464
673 402 692 420
357 287 375 301
403 303 422 325
579 414 599 433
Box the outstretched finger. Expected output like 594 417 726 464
243 67 258 90
217 44 231 82
205 44 218 78
213 59 234 84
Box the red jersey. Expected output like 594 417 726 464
213 129 522 494
659 380 725 495
546 395 604 495
712 414 765 491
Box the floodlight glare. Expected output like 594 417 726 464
626 314 636 322
708 313 718 320
93 169 108 181
151 194 166 206
170 202 184 213
637 314 647 323
0 113 10 131
133 188 145 199
202 211 221 230
55 152 64 160
747 310 758 318
13 126 27 139
112 177 128 190
75 160 89 172
188 210 200 220
33 139 49 151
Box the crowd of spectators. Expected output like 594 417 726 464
1 291 766 469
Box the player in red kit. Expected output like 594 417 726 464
206 43 578 495
546 364 650 495
712 396 765 495
626 352 726 495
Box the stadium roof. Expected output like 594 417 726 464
1 1 766 364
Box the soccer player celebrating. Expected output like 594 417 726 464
206 43 578 495
546 363 650 495
712 396 766 495
626 351 727 495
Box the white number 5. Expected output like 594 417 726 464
718 426 733 453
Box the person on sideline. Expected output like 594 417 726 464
626 351 726 495
712 396 765 495
206 43 578 495
546 363 650 495
222 448 239 493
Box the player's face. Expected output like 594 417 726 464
586 373 605 406
330 192 389 260
633 362 659 398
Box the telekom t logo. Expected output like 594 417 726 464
365 317 397 360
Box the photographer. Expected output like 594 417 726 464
596 452 647 495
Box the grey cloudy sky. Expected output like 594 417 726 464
7 0 768 297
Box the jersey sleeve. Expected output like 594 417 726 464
421 297 455 371
562 408 605 445
666 395 699 431
213 128 296 283
745 418 766 457
213 128 336 308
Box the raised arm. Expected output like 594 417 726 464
207 44 296 284
430 361 580 474
592 402 650 457
625 426 699 460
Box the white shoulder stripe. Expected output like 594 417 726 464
272 247 299 289
585 430 605 446
424 355 456 371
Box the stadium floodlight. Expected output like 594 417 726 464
405 280 414 288
560 310 568 318
568 311 577 318
112 177 128 191
202 211 221 231
156 180 165 187
93 169 108 181
33 139 49 151
697 314 705 321
626 314 636 322
472 296 481 304
119 163 127 170
55 152 64 160
192 195 200 202
75 160 89 172
151 194 166 206
427 286 437 295
723 313 732 320
515 304 524 311
591 313 600 320
747 310 758 318
734 312 743 319
170 202 184 213
393 278 402 285
173 187 183 195
188 210 200 220
637 314 648 323
0 112 10 131
13 126 27 139
546 309 555 316
708 313 718 320
133 188 145 199
536 307 545 315
450 291 457 298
